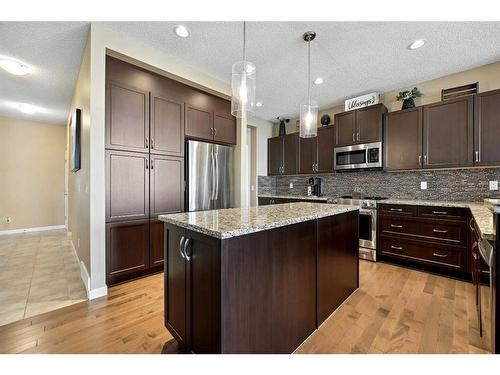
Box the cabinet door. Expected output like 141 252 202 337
334 111 356 146
299 137 317 174
423 96 473 168
316 126 336 173
283 133 298 175
165 224 187 349
106 150 149 222
474 90 500 166
150 94 184 157
185 105 213 142
213 112 236 145
267 136 283 176
150 155 184 217
356 104 385 144
149 219 164 269
106 219 149 285
384 107 423 171
105 81 149 153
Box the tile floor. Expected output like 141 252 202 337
0 229 87 326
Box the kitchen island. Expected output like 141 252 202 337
159 202 359 353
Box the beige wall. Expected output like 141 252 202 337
273 60 500 135
0 116 65 231
67 36 91 274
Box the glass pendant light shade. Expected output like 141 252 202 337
299 101 318 138
231 60 256 118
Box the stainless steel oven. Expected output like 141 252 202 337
334 142 382 171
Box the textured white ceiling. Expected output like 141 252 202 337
1 22 500 125
0 22 89 124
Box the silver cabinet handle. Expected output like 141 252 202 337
357 132 360 141
213 128 217 136
390 224 403 228
151 138 154 149
145 159 149 169
469 218 475 232
391 245 403 250
475 151 479 163
433 252 448 258
184 238 191 261
433 211 448 215
179 236 185 259
418 155 422 166
145 137 149 148
150 159 154 169
390 208 403 212
433 228 448 233
352 133 355 142
423 155 427 165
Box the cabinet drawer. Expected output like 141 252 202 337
379 216 466 245
418 206 467 221
379 204 417 217
379 238 465 271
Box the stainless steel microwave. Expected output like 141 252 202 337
334 142 382 171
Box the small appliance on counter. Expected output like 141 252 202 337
307 177 322 197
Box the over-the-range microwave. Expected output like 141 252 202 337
334 141 382 171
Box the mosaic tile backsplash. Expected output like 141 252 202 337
258 168 500 202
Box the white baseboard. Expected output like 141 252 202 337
0 224 66 236
88 286 108 300
79 261 91 293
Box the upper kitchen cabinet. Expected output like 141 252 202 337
474 89 500 166
267 136 283 176
150 94 184 157
299 136 317 174
106 81 150 153
334 104 387 147
185 104 214 142
213 112 237 145
267 134 298 175
316 125 336 173
384 107 423 171
283 133 299 175
422 96 473 169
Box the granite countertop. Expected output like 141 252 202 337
258 194 329 201
158 202 358 239
382 198 495 241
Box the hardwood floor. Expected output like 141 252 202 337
0 261 491 354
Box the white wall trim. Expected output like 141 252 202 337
79 261 91 294
88 286 108 300
0 224 66 236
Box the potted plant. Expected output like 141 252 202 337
396 87 422 110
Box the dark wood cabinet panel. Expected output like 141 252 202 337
384 107 423 171
423 96 473 168
299 137 317 174
150 155 184 217
185 105 213 141
356 104 385 143
267 136 283 176
335 110 356 146
105 150 149 222
474 89 500 166
283 133 299 175
149 219 164 269
106 81 149 153
150 94 184 157
213 112 236 145
106 220 149 285
317 126 335 173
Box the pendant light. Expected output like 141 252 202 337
231 22 256 119
299 31 318 138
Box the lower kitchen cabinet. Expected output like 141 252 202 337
150 219 165 269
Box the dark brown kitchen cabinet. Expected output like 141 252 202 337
267 136 284 176
150 219 165 269
106 219 150 285
335 110 356 146
422 96 473 169
316 125 336 172
213 112 237 145
150 94 184 157
474 89 500 166
384 107 423 171
334 104 386 147
283 133 299 175
105 150 149 223
150 155 184 217
267 134 298 175
185 104 213 142
299 136 317 174
106 81 150 153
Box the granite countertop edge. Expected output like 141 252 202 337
258 194 329 201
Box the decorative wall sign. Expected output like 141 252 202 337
344 92 379 111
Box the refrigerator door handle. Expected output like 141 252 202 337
214 148 219 201
210 148 216 200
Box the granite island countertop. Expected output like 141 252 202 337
258 194 329 201
158 202 358 239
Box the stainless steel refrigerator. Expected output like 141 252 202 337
186 140 234 212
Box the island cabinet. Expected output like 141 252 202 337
334 104 387 147
162 207 359 353
267 133 298 175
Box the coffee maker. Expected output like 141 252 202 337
308 177 322 197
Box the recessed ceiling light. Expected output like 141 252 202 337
313 77 324 85
174 25 190 38
0 58 32 75
408 39 426 50
256 101 262 107
7 102 42 115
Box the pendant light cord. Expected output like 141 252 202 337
307 40 311 106
243 21 246 62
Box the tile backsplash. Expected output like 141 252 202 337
258 168 500 202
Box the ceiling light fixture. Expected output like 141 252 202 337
174 25 190 38
256 101 262 107
231 21 256 119
314 77 323 85
299 31 318 139
0 58 32 75
16 103 40 115
408 39 426 50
